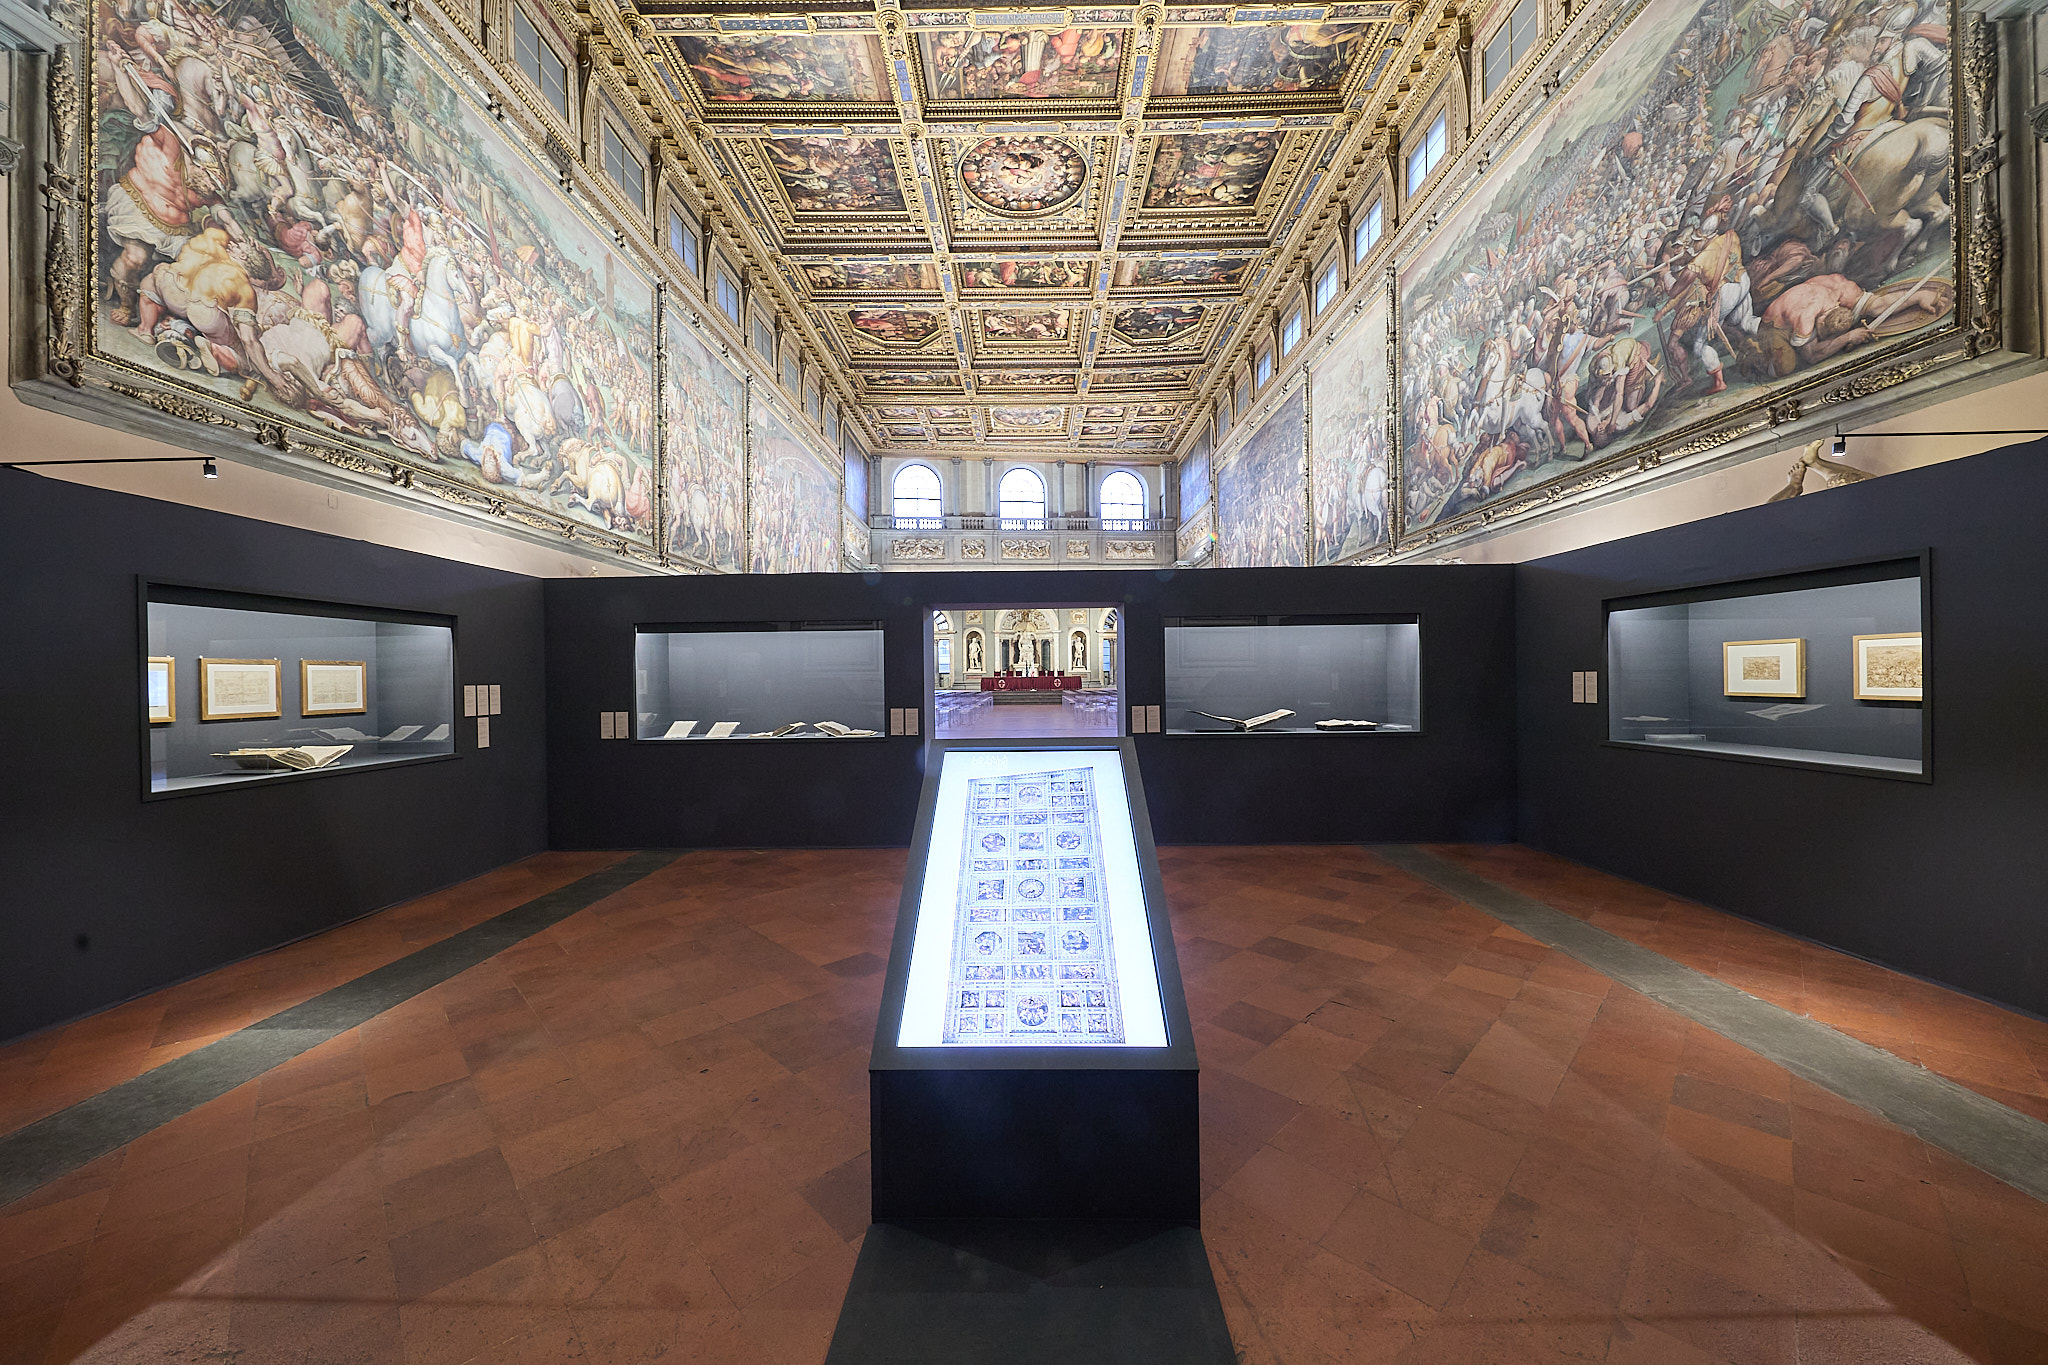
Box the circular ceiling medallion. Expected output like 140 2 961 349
958 137 1087 215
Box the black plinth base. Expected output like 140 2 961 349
823 1220 1237 1365
871 1065 1198 1222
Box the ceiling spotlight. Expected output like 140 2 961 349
201 458 218 479
1831 430 1847 457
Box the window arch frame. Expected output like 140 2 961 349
1098 469 1148 529
892 463 945 528
998 466 1048 529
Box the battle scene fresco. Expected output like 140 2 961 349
1217 389 1307 568
801 261 939 292
670 33 887 103
662 311 746 571
1400 0 1957 533
845 438 869 519
980 310 1071 341
1153 23 1372 97
848 308 946 346
1113 304 1205 344
1312 293 1391 562
749 405 840 574
919 28 1125 100
91 0 658 541
1180 426 1213 518
762 137 906 213
1142 132 1285 210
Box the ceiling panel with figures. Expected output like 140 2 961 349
626 1 1412 461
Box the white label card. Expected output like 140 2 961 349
1572 672 1586 704
1585 673 1598 704
477 716 491 748
464 685 479 718
889 708 905 736
907 708 920 736
600 711 616 740
488 685 502 716
1145 705 1162 733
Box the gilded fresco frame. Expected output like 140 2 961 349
1379 0 2021 559
22 0 671 569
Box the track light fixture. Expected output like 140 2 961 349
201 458 218 479
1831 430 1847 458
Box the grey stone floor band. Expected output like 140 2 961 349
0 851 679 1208
1375 845 2048 1206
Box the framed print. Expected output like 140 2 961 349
1852 633 1924 701
301 660 369 717
146 656 176 724
199 658 282 721
1722 639 1806 699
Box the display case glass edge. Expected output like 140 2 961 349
868 738 1198 1075
1598 551 1931 784
137 577 462 802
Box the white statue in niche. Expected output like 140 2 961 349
966 632 984 673
1071 632 1086 672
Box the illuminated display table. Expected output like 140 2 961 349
867 740 1199 1222
979 673 1082 691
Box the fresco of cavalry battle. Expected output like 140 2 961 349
91 0 658 541
1399 0 1956 531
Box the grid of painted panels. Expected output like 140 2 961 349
944 766 1125 1044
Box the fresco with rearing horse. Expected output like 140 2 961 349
1399 0 1956 533
91 0 657 541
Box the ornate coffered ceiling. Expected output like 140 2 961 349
605 1 1463 461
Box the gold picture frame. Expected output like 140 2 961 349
1852 633 1924 701
198 658 282 721
1722 639 1807 699
301 660 369 717
146 656 175 724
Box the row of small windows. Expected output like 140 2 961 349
891 466 1148 525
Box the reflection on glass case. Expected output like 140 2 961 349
145 586 455 795
897 748 1168 1048
1163 616 1422 735
1606 564 1925 776
634 622 885 740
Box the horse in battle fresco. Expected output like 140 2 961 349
91 0 655 540
1400 0 1959 530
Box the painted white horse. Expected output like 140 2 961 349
410 250 474 407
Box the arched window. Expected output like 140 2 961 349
999 467 1046 527
933 610 951 632
893 464 943 527
1099 470 1146 528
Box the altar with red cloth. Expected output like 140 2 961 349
980 673 1082 692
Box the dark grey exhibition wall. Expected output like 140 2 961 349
0 471 548 1043
543 564 1517 848
1516 437 2048 1018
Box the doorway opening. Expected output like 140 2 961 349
930 605 1122 740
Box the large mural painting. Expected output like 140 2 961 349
90 0 658 542
662 312 746 572
749 404 841 574
1179 427 1212 520
1312 293 1390 562
1216 389 1306 568
1399 0 1957 534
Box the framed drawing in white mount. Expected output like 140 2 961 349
199 658 282 721
301 660 368 716
1852 632 1923 701
1722 639 1806 699
146 656 176 724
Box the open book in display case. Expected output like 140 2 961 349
631 621 885 741
1163 614 1423 736
143 583 457 796
867 740 1199 1222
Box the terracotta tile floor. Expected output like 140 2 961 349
1433 844 2048 1126
3 844 2047 1363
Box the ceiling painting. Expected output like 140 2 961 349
622 4 1432 462
761 137 907 215
670 33 889 104
918 28 1127 102
1152 24 1373 98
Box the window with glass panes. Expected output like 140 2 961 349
1483 0 1540 101
998 467 1046 525
1354 200 1383 263
1406 113 1447 194
513 8 569 119
716 272 741 324
1256 350 1273 386
1315 260 1341 313
601 122 644 207
1281 310 1303 355
1099 470 1146 528
893 465 943 525
668 210 699 272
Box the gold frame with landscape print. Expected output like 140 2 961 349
1852 632 1925 701
1722 640 1807 700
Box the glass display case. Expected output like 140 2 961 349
1605 562 1925 776
1163 616 1422 735
633 621 885 740
145 585 456 795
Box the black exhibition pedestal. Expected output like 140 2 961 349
864 739 1202 1224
